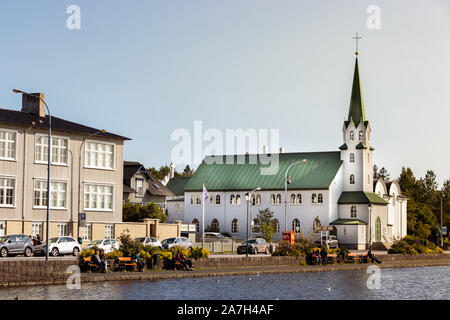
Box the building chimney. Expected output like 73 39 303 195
169 162 175 179
21 93 46 118
279 147 285 153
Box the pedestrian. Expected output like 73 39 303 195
99 249 108 272
367 249 382 264
176 250 193 271
320 246 328 265
36 234 41 245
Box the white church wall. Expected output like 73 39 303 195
329 165 343 223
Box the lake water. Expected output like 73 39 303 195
1 266 449 300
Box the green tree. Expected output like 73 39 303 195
373 164 390 182
254 208 275 243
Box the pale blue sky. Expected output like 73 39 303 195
1 1 449 184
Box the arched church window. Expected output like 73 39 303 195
230 194 235 205
256 194 261 205
297 193 302 204
350 153 355 163
276 194 282 204
191 195 194 205
350 174 355 184
292 219 301 233
272 219 280 233
359 130 364 141
216 195 221 205
318 193 323 203
312 193 317 203
210 194 215 204
231 219 239 233
350 131 354 141
290 194 296 204
236 194 241 205
351 205 357 218
211 219 220 232
270 194 276 204
196 196 201 205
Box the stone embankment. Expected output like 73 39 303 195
1 253 449 287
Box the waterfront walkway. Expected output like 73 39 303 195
80 256 450 284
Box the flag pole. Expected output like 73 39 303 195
202 183 205 249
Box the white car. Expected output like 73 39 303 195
35 236 81 257
161 237 193 250
85 239 120 253
135 237 162 250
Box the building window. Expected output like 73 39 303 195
215 195 220 205
190 195 194 205
0 178 15 207
85 141 114 169
211 219 220 232
351 205 357 218
297 193 302 204
192 219 199 232
84 184 113 211
318 193 323 204
368 174 370 184
270 194 276 204
272 219 280 233
105 224 114 239
292 219 300 233
80 224 92 241
58 223 68 237
343 227 347 235
0 130 16 160
35 135 69 165
175 203 180 213
350 153 355 163
210 194 215 204
230 194 235 205
367 153 370 163
350 174 355 185
312 193 317 203
231 219 239 233
235 194 241 205
291 193 302 204
359 130 364 141
32 222 43 237
276 194 282 204
196 196 201 205
350 131 354 141
135 178 144 197
290 194 296 204
34 180 67 209
256 194 261 205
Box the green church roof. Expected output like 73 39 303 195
338 191 388 205
330 218 367 225
346 58 366 128
184 152 343 192
166 176 191 196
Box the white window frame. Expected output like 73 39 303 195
80 223 92 241
84 140 115 170
105 224 114 239
231 219 239 233
35 134 69 166
135 178 144 198
33 179 68 210
0 129 18 161
32 222 43 237
83 183 114 212
0 176 16 207
57 223 68 237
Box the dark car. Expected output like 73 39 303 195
0 234 34 257
237 238 270 255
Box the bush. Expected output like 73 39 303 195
189 247 209 259
118 230 140 257
78 249 94 259
105 250 123 259
272 241 304 257
388 236 444 254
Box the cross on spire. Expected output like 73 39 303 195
353 32 362 56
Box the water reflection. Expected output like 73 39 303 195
0 266 449 300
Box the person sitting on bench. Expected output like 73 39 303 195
176 250 193 271
92 250 106 273
132 249 145 272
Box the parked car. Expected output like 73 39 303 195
85 239 120 253
199 232 232 242
315 235 339 249
135 237 162 250
161 237 193 250
237 238 270 255
0 234 34 257
35 236 81 257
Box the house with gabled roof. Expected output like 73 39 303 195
182 54 407 249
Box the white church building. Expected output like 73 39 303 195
180 55 407 250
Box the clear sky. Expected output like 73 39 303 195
1 0 449 185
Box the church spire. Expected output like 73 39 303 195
347 57 366 128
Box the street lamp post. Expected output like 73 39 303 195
368 204 372 249
284 159 307 232
77 130 107 242
441 190 444 248
245 187 261 258
13 89 51 261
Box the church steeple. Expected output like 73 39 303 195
347 57 366 128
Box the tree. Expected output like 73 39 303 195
122 201 167 223
182 165 194 177
254 208 275 243
373 164 390 182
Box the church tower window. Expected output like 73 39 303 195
350 174 355 184
359 130 364 141
350 153 355 163
312 193 317 203
350 131 354 141
318 193 323 203
351 205 357 218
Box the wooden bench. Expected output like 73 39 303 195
79 257 111 272
327 254 342 264
348 253 366 263
115 257 137 272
